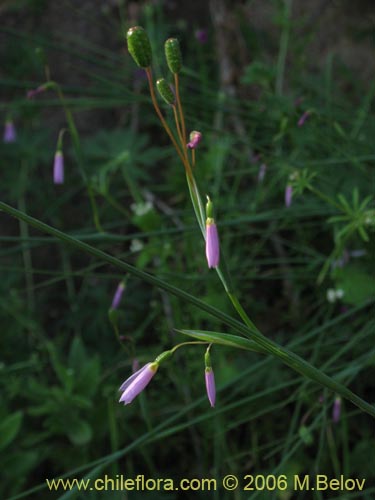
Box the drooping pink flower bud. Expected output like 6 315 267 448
206 219 220 268
204 348 216 407
187 130 202 149
205 369 216 407
3 120 17 143
53 151 64 184
119 362 158 405
297 110 310 127
332 396 341 423
285 184 293 208
111 282 125 309
27 84 47 99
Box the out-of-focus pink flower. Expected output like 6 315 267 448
187 130 202 149
3 120 17 143
297 110 310 127
285 184 293 207
195 29 208 44
332 396 341 423
111 282 125 309
27 85 47 99
53 151 64 184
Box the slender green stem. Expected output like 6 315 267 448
18 163 35 312
50 81 103 232
145 68 188 171
174 73 188 157
275 0 292 95
0 201 374 419
307 185 343 212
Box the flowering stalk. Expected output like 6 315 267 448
1 201 375 418
34 79 103 231
126 26 260 333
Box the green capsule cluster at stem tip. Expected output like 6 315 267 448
126 26 152 68
156 78 175 105
164 38 182 74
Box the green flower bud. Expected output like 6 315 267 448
126 26 152 68
156 78 175 105
164 38 182 74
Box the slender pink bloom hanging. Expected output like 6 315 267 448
285 184 293 208
205 368 216 407
3 120 17 143
53 151 64 184
206 219 220 268
111 282 125 309
297 110 310 127
119 362 158 405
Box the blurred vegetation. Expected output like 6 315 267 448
0 0 374 499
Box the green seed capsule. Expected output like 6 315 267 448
156 78 175 105
164 38 182 74
126 26 152 68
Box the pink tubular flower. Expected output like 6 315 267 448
27 85 46 99
53 151 64 184
285 184 293 208
187 130 202 149
119 362 158 405
111 282 125 309
332 396 341 423
3 120 17 143
205 218 220 268
297 110 310 127
205 368 216 407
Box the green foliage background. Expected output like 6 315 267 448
0 0 374 499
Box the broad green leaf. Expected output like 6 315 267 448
0 411 23 450
66 419 92 446
176 329 267 354
334 264 375 305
